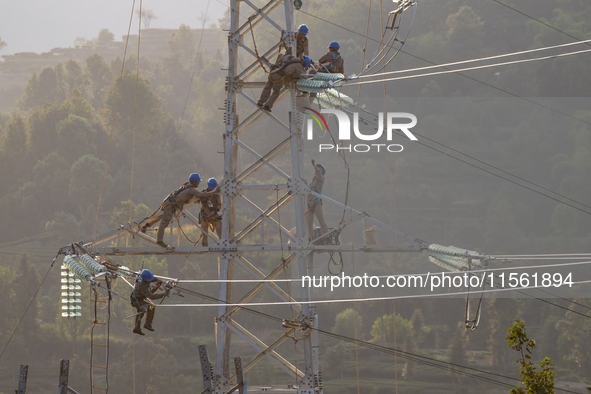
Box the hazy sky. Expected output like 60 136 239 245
0 0 227 57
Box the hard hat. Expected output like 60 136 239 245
316 164 326 175
298 24 309 35
189 173 202 182
207 178 218 190
304 56 311 68
140 269 154 282
328 41 340 49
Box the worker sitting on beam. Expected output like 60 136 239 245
130 269 169 335
257 55 312 113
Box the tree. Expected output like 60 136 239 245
410 309 430 345
168 24 196 66
17 66 65 111
448 322 468 385
13 253 40 344
85 54 112 109
68 154 112 219
97 28 115 44
110 200 150 226
136 8 158 29
0 36 6 51
331 308 362 339
506 319 556 394
64 60 85 95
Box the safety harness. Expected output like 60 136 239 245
269 56 302 83
326 52 341 73
162 182 195 208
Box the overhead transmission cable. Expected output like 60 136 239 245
356 38 591 80
345 47 591 86
492 0 591 46
171 285 581 394
0 253 58 361
92 0 139 240
159 0 212 200
160 278 591 309
297 9 591 134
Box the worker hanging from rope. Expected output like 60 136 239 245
139 173 220 248
199 178 222 247
130 269 169 335
257 55 312 112
306 159 328 241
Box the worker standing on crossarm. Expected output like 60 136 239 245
130 269 169 335
140 173 220 248
200 178 222 247
306 160 328 240
257 55 312 112
316 41 344 74
296 24 309 57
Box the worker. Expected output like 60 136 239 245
296 24 309 57
316 41 344 74
257 55 312 112
130 269 169 335
140 173 220 248
200 178 222 247
306 159 328 240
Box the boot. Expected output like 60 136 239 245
263 105 272 112
156 241 169 248
133 328 145 336
140 224 149 233
144 324 155 332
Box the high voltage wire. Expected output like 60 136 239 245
298 9 591 216
297 8 591 132
159 278 591 309
492 0 591 46
356 38 591 80
173 259 591 283
172 285 582 394
345 47 591 86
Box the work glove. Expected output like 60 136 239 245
311 159 315 166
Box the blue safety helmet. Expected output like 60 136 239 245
140 269 154 282
189 173 202 183
316 163 326 175
328 41 340 49
298 24 309 35
207 178 218 190
304 56 311 68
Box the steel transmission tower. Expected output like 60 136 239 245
78 1 427 392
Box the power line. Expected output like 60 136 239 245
298 11 591 216
492 0 591 46
0 254 58 361
160 0 212 200
159 278 591 309
357 38 591 80
172 285 581 393
346 47 591 86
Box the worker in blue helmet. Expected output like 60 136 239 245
296 24 309 57
316 41 344 74
257 55 313 112
130 269 169 335
200 178 223 247
139 173 220 248
306 160 328 241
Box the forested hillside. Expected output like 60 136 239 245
0 0 590 393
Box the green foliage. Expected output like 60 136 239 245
111 200 151 226
332 307 362 339
506 319 556 394
85 53 112 108
410 309 430 345
0 36 6 51
97 28 115 44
